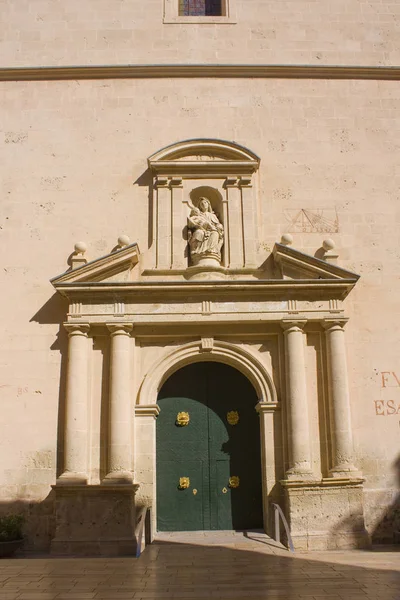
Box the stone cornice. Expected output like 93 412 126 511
53 278 357 300
1 64 400 82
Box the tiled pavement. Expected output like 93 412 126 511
0 532 399 600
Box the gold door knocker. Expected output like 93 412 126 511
227 411 239 426
176 412 190 426
229 476 240 489
178 477 190 489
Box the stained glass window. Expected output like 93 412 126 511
179 0 223 16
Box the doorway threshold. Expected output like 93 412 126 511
154 530 287 552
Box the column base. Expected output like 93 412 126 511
281 477 370 551
329 464 362 478
285 467 318 481
56 472 88 485
51 483 140 556
102 471 133 485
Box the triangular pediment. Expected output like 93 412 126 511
51 243 140 288
272 243 360 282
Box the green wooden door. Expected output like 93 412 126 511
156 362 263 531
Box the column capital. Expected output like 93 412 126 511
64 323 90 336
238 175 253 188
322 318 348 332
154 175 170 188
169 176 183 187
281 319 307 333
106 323 133 336
135 404 160 418
223 176 240 188
255 401 280 414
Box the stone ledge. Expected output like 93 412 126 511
1 64 400 82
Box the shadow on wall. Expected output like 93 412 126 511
330 455 400 547
30 294 69 480
372 455 400 544
0 495 55 552
134 168 154 250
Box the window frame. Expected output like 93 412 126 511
163 0 236 24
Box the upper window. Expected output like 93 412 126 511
179 0 222 16
164 0 236 23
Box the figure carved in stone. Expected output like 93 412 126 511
187 197 224 266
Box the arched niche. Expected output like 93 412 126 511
147 139 260 271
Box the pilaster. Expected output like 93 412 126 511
224 177 243 268
155 176 172 269
256 401 281 534
239 176 257 267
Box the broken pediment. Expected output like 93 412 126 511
51 242 140 291
272 242 360 284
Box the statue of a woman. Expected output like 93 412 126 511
187 197 224 265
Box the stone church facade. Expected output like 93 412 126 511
1 0 399 553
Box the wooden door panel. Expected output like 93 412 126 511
157 460 205 531
156 362 263 532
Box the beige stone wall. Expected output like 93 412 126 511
1 0 399 67
1 5 400 546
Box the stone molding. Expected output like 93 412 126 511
2 65 400 82
148 138 260 178
135 404 161 418
137 339 278 406
280 477 365 489
255 401 280 413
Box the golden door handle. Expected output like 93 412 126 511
178 477 190 489
176 412 190 426
229 476 240 488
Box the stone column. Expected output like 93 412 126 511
104 324 134 483
282 320 313 479
59 323 90 484
323 320 358 477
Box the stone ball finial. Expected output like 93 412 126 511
118 234 130 247
322 238 335 252
74 241 87 255
281 233 293 246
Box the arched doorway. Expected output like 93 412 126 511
156 362 263 531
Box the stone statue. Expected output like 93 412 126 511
187 197 224 266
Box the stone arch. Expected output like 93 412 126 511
137 340 277 407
